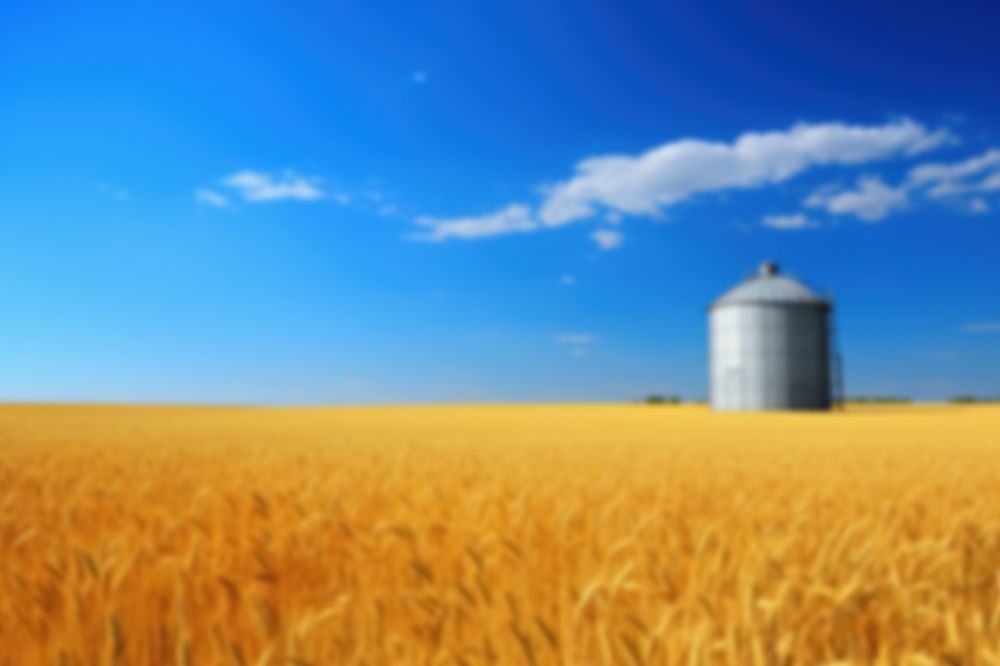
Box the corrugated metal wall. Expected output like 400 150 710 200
710 302 831 411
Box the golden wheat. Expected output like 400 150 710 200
1 404 999 665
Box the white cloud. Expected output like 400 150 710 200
359 189 400 215
762 213 818 230
970 198 990 214
195 189 230 208
410 118 963 244
222 170 325 202
979 172 1000 192
591 228 624 250
559 275 576 286
100 183 128 201
908 148 1000 188
963 322 1000 333
907 148 1000 199
538 118 952 226
410 204 537 242
555 333 596 345
803 147 1000 222
805 176 908 222
556 332 596 358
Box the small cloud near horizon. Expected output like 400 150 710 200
100 183 128 201
554 333 596 346
555 332 596 359
195 189 230 208
963 322 1000 333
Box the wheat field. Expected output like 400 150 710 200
1 404 999 665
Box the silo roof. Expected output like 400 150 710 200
712 261 829 308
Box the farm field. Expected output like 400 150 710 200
1 404 1000 665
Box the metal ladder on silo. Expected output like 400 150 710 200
828 308 845 410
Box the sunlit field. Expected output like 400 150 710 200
2 404 999 665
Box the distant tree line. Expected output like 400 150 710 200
632 394 999 405
844 395 1000 404
949 395 1000 404
639 394 685 405
846 396 913 404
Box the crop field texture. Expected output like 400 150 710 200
1 405 1000 665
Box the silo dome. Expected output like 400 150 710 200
709 261 833 411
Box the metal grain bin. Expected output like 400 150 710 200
709 261 833 411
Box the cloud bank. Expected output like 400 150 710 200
413 117 958 243
538 118 951 226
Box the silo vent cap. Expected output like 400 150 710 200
758 261 779 277
711 262 830 308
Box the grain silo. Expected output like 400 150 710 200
709 261 837 411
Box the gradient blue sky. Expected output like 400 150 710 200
1 0 998 403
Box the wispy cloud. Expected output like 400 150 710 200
197 171 402 215
909 148 1000 197
538 118 952 226
559 275 576 287
222 170 325 202
555 333 596 345
805 176 908 222
590 229 624 250
412 70 427 84
410 204 537 242
963 322 1000 333
555 332 596 357
194 189 230 208
804 147 1000 222
411 118 953 244
981 172 1000 191
100 183 128 201
762 213 819 230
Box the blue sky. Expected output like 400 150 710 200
1 0 998 403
